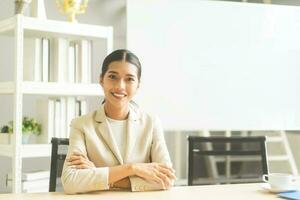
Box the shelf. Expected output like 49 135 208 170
0 14 113 192
0 15 113 40
0 81 103 96
0 144 51 158
22 144 51 158
22 81 103 96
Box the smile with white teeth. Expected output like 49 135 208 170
111 92 126 98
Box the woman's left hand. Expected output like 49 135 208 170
67 152 95 169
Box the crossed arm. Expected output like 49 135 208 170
67 153 176 190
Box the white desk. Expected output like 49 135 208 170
0 183 296 200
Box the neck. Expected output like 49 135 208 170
104 103 129 120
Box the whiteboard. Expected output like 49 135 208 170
127 0 300 130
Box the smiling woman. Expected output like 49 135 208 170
61 49 176 194
99 50 141 120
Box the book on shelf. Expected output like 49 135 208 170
75 100 80 117
78 40 92 83
21 179 49 190
7 170 50 181
49 38 92 83
68 42 76 83
54 99 61 138
80 98 88 116
41 38 50 82
24 38 50 82
66 97 76 138
60 98 67 138
24 38 42 81
36 98 55 143
7 178 49 192
50 38 68 82
74 42 80 83
75 98 88 117
37 97 77 140
72 40 92 83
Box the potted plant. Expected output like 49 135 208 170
0 117 42 144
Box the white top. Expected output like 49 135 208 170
107 117 127 159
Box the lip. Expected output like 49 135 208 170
111 92 127 99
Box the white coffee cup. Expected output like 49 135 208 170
262 173 296 190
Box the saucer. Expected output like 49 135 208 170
261 183 297 193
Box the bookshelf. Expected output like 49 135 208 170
0 14 113 193
0 144 51 158
0 81 102 96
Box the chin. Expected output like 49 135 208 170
111 100 129 108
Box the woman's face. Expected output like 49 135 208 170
100 61 139 109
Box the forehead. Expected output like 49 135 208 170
107 61 138 76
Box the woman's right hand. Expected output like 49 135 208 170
132 163 176 189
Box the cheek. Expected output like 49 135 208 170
101 83 112 94
128 85 139 95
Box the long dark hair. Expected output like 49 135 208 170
100 49 142 81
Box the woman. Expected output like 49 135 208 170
61 49 176 194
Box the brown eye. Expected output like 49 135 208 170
108 74 117 80
127 77 136 82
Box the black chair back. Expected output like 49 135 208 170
49 137 69 192
187 136 268 186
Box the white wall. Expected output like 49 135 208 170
127 0 300 130
127 0 300 179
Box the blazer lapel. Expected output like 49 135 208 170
94 105 123 164
124 104 141 163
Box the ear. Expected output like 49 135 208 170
136 82 140 91
99 76 103 86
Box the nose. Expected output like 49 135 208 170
115 79 126 90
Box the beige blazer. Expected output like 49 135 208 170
61 104 172 194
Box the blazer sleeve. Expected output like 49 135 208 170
61 119 110 194
129 115 173 192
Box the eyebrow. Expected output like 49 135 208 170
107 70 137 78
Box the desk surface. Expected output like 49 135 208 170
0 183 297 200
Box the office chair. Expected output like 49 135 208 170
49 137 69 192
187 136 268 186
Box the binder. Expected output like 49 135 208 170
278 191 300 200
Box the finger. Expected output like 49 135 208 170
157 172 169 188
67 155 82 162
69 159 83 165
156 167 176 180
158 163 175 172
72 152 87 158
70 155 84 162
154 165 176 180
151 174 162 184
69 158 89 166
152 174 165 189
152 169 166 189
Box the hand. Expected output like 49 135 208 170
67 152 95 169
133 163 176 190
